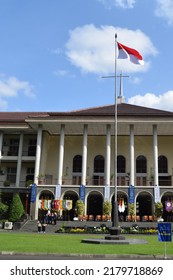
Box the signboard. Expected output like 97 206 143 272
128 185 135 204
158 222 172 242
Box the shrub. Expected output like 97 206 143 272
75 200 85 216
103 200 112 216
8 193 24 222
154 202 163 217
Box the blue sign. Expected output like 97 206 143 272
158 222 172 242
30 183 37 203
128 185 135 204
79 185 85 203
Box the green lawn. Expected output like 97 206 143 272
0 232 172 256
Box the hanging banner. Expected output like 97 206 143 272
65 200 73 211
104 185 110 201
128 185 135 204
54 200 60 210
118 198 125 213
55 184 61 200
154 185 160 203
165 201 172 212
158 222 172 242
79 185 85 203
30 183 37 203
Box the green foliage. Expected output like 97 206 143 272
75 199 85 216
8 193 24 222
154 202 163 217
103 200 112 215
128 203 135 216
3 180 11 186
0 201 9 215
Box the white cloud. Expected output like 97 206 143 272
65 24 157 75
97 0 136 9
128 91 173 111
54 69 75 78
155 0 173 25
0 75 35 98
0 98 8 111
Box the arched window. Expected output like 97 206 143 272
158 155 168 173
73 155 82 173
117 155 126 173
136 155 147 173
94 155 104 173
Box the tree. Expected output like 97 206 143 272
8 193 24 222
0 191 9 218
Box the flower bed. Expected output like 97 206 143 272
56 223 159 235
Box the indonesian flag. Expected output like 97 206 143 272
117 42 144 65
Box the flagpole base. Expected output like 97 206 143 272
105 227 125 240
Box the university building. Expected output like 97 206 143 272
0 99 173 222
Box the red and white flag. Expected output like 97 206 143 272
117 42 144 65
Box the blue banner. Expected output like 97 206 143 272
30 183 37 203
128 185 135 204
158 222 172 242
79 185 85 203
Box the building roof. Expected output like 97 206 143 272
0 103 173 124
49 103 173 117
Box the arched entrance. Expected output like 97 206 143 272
87 191 103 219
136 191 153 221
38 190 54 221
161 191 173 222
111 192 128 222
62 191 79 221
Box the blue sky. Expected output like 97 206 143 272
0 0 173 112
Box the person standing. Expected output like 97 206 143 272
37 221 42 233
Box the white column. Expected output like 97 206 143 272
105 124 111 186
153 125 159 186
58 124 65 185
82 124 88 186
130 124 135 186
16 132 23 187
34 125 43 184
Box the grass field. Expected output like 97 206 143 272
0 232 172 256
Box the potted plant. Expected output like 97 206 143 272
3 180 11 187
154 202 163 221
26 180 33 187
75 199 85 217
128 203 135 218
103 200 112 216
37 174 45 184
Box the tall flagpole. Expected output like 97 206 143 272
112 33 119 228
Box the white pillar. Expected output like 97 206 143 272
105 124 111 186
16 132 23 187
58 124 65 185
34 125 43 184
153 125 159 186
82 124 88 186
130 124 135 186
